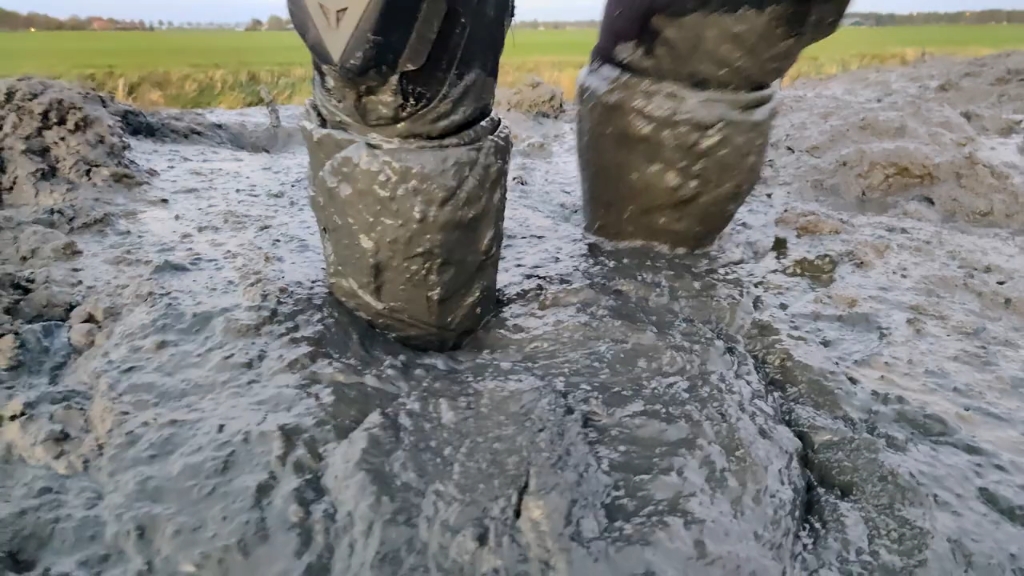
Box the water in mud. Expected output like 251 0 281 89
2 54 1024 575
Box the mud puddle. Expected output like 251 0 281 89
2 54 1024 575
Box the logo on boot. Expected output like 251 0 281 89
304 0 372 63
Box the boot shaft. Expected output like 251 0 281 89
580 0 851 249
288 0 514 139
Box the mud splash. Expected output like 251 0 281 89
1 54 1023 575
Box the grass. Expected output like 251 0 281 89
0 25 1022 109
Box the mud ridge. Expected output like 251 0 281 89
1 77 146 207
748 344 835 549
1 77 293 209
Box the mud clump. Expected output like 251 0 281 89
0 78 146 207
775 210 846 236
496 77 566 118
0 333 17 369
67 323 98 351
960 108 1022 138
1 216 81 337
784 253 839 283
0 266 77 332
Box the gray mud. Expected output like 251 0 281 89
775 51 1024 226
2 55 1024 575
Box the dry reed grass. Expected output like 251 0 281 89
70 47 1003 110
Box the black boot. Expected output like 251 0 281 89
288 0 515 351
578 0 850 250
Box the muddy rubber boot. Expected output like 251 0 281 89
578 0 850 250
288 0 515 351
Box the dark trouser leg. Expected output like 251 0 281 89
579 0 851 250
288 0 514 351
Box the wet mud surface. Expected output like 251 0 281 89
2 54 1024 575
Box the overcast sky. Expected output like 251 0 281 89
4 0 1022 23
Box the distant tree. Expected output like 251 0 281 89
3 7 1024 33
0 8 20 30
844 10 1024 25
266 15 287 31
64 15 88 30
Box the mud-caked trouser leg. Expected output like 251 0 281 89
578 0 850 249
288 0 514 351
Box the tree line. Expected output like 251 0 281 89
511 20 599 30
0 9 295 31
845 10 1024 25
243 16 292 31
511 10 1024 29
4 8 1024 32
0 8 145 30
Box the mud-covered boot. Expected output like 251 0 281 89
578 0 850 250
288 0 515 351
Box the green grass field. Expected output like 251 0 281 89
1 25 1022 109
